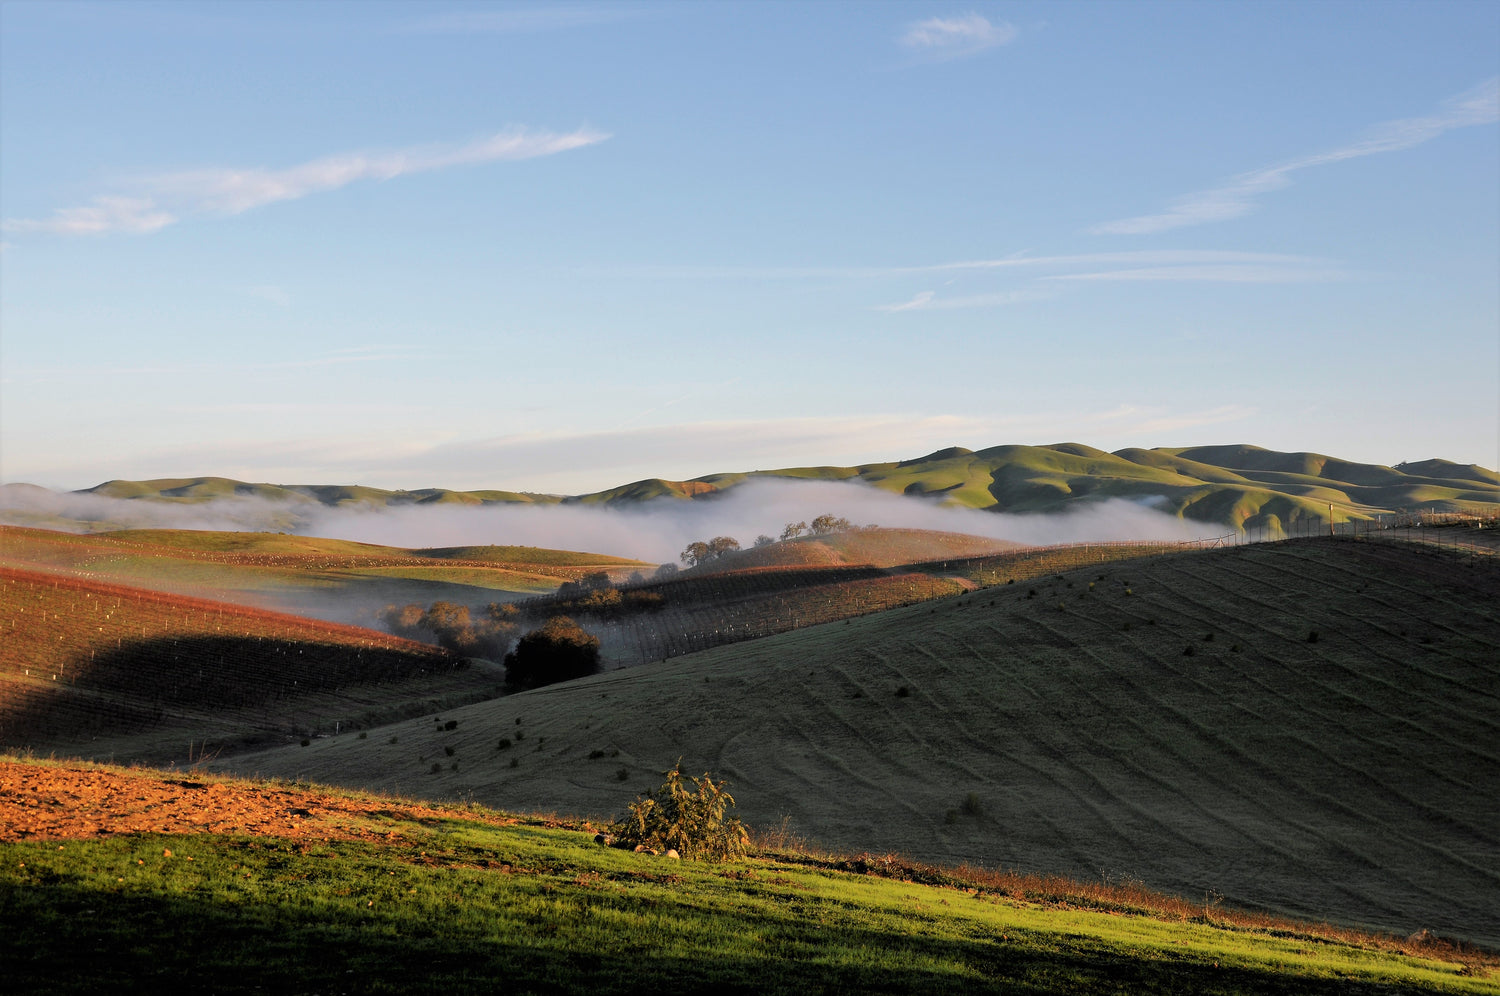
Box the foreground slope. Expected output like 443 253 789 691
224 538 1500 945
2 759 1493 995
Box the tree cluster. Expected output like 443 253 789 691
503 615 601 690
780 514 856 541
680 535 741 567
382 600 519 659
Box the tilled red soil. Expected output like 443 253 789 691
0 759 517 843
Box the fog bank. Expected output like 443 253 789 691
3 478 1214 563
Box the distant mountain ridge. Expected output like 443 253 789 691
5 442 1497 534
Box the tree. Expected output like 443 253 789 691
654 563 679 579
780 521 807 541
706 535 741 558
503 616 601 689
680 536 740 567
809 514 853 536
753 534 775 548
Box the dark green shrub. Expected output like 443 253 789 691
497 738 512 750
960 792 984 817
609 761 750 861
444 720 459 731
444 746 455 757
504 616 601 689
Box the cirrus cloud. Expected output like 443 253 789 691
3 127 610 237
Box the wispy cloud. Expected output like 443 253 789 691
900 13 1016 61
1094 77 1500 235
1046 264 1349 284
3 127 610 236
3 195 176 236
604 250 1336 281
874 289 1052 311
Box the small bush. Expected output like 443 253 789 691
1307 630 1320 643
430 763 441 774
444 745 455 757
358 731 368 739
300 739 311 747
509 758 519 769
609 762 749 861
615 767 629 782
388 736 398 745
895 686 910 698
497 738 511 750
1183 645 1195 657
589 749 607 760
960 792 984 817
444 720 459 731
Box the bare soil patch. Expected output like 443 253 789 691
0 759 516 844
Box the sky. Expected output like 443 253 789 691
2 0 1498 495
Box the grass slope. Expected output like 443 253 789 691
221 539 1500 946
2 759 1493 994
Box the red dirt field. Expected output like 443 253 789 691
0 759 518 844
1 566 479 758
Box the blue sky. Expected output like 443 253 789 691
2 0 1497 493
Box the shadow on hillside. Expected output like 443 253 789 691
0 634 461 750
0 876 1409 996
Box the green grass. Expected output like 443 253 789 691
2 788 1492 994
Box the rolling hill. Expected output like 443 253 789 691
215 537 1500 946
0 524 651 627
5 443 1496 535
0 566 501 762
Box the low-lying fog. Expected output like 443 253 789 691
2 478 1213 563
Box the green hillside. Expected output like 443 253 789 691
20 443 1495 535
219 538 1500 946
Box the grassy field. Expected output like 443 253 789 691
0 567 502 762
2 758 1494 994
219 538 1500 947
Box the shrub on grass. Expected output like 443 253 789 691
609 761 750 861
